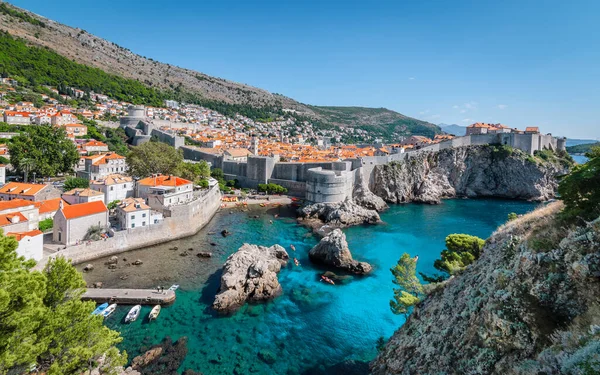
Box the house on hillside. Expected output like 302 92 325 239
81 140 109 154
77 152 127 180
0 199 39 230
136 174 193 211
3 111 31 125
7 230 43 261
53 201 109 246
63 124 88 137
90 174 134 204
115 197 162 230
224 148 252 162
0 182 61 202
61 188 105 205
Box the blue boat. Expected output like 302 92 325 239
91 302 109 316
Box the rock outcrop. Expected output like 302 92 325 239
353 168 388 211
309 229 372 274
371 202 600 375
298 197 381 231
213 244 289 313
372 145 571 204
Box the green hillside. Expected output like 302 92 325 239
566 142 600 154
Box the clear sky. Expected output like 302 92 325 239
9 0 600 139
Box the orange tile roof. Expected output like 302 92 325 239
63 188 104 197
84 140 108 147
0 182 48 196
118 198 150 212
0 198 36 212
525 126 540 132
0 212 28 227
138 174 192 187
61 201 108 220
6 229 43 241
34 198 69 214
90 174 132 185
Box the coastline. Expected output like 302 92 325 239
36 185 222 269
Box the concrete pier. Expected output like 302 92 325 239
82 288 176 305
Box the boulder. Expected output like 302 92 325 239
93 282 103 288
299 197 381 230
108 264 117 270
221 229 231 237
132 259 143 265
213 243 289 314
131 347 163 369
107 256 118 265
197 252 213 258
309 229 372 274
83 263 94 272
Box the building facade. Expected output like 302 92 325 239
53 201 109 246
90 174 134 204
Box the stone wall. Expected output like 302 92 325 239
305 167 355 203
44 185 222 265
181 146 224 169
150 129 185 149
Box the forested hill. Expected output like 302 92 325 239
566 142 600 154
0 2 440 138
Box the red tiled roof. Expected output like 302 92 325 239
0 212 28 227
6 229 43 241
61 201 107 220
0 198 36 212
34 198 69 214
138 174 192 187
0 182 47 196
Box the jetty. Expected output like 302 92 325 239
82 288 176 305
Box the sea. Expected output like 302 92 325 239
82 199 539 374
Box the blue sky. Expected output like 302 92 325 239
10 0 600 139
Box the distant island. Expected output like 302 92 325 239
566 142 600 155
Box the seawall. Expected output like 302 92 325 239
41 185 222 266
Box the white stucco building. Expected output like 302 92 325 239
62 188 105 205
53 201 109 246
76 152 128 180
136 175 194 212
115 197 163 230
90 174 134 204
7 230 43 261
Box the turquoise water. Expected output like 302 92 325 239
100 199 538 374
571 154 589 164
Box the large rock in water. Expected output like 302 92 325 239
299 197 381 230
213 244 289 313
309 229 372 274
371 145 570 204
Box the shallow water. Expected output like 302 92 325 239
82 199 538 374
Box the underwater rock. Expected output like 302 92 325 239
221 229 231 237
83 263 94 272
132 259 143 265
92 281 102 288
309 229 372 274
131 336 198 375
107 256 118 265
258 349 277 364
197 252 213 258
213 243 289 314
108 264 117 270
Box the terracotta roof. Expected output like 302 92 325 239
0 182 48 196
90 174 133 185
6 229 43 241
0 212 28 227
63 188 104 197
4 111 30 117
84 140 108 147
224 148 252 157
34 198 69 214
138 175 192 187
525 127 540 132
0 198 36 212
118 198 150 212
61 201 108 220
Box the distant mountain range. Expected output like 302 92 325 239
0 2 440 139
439 124 467 136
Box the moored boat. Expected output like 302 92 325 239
148 305 161 321
91 302 109 316
168 284 179 291
290 244 296 251
124 305 141 323
101 303 117 318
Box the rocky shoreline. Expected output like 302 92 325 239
309 229 372 274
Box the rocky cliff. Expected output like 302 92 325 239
371 202 600 374
372 145 571 204
309 229 373 274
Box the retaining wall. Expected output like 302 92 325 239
43 185 222 265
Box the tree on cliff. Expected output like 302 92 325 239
126 141 183 177
433 234 485 275
177 160 210 183
390 253 423 316
558 146 600 222
8 126 79 178
0 230 126 374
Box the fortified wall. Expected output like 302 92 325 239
419 133 565 155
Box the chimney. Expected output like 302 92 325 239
59 200 64 210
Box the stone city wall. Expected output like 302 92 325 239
305 167 355 203
181 146 224 169
43 185 221 266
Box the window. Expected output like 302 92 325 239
131 215 135 220
142 222 146 226
131 223 135 228
110 186 114 191
142 213 146 218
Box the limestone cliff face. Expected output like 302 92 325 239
371 146 569 204
371 203 600 375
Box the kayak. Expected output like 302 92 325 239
148 305 161 321
91 302 109 316
101 303 117 318
168 284 179 291
124 305 141 323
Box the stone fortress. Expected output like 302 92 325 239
122 106 567 205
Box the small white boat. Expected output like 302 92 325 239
148 305 161 321
168 284 179 291
92 302 109 316
124 305 141 323
101 303 117 318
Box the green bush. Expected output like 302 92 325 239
257 183 288 194
38 218 53 232
390 253 423 316
558 151 600 222
63 177 89 191
507 212 518 221
433 234 485 275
